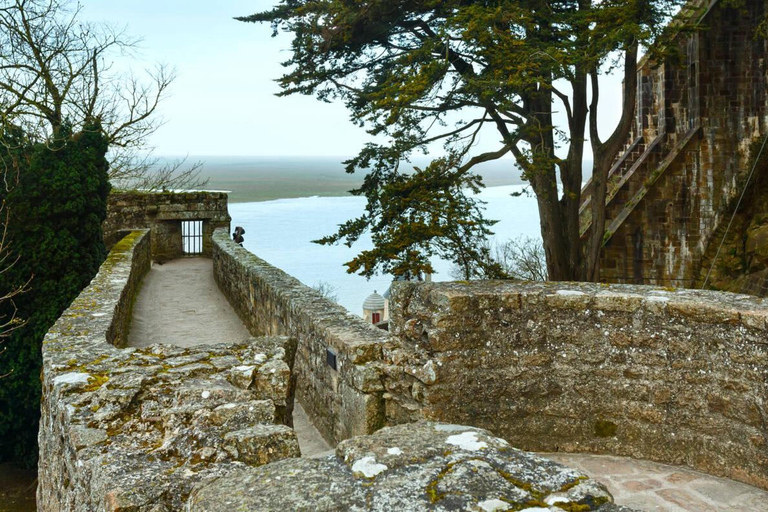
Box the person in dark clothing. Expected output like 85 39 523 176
232 226 245 246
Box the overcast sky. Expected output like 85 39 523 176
82 0 624 159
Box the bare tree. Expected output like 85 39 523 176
451 236 548 282
0 0 205 189
0 146 28 377
108 150 207 192
312 280 339 303
0 204 28 377
492 236 548 282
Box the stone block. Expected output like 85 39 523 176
222 424 300 465
209 400 275 427
188 422 628 511
254 358 291 405
338 381 385 440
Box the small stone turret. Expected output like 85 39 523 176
362 291 386 324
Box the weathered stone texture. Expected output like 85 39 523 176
38 231 300 511
104 191 230 261
212 228 388 445
188 421 637 511
387 280 768 490
589 0 768 290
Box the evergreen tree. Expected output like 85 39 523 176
0 121 110 466
240 0 683 280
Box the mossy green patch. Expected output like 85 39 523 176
84 373 109 392
594 419 617 438
557 476 587 493
554 502 591 512
425 462 455 503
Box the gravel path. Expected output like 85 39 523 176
127 258 250 348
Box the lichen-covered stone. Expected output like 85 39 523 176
222 424 300 465
187 421 637 511
386 280 768 490
38 230 300 511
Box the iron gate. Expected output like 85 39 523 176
181 220 203 255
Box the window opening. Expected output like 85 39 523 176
182 220 203 255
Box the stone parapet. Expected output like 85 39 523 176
212 228 389 445
188 421 637 511
387 280 768 490
38 230 300 511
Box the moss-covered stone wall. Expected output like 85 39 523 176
212 229 388 445
37 230 300 511
387 280 768 490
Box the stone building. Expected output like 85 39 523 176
362 290 386 324
583 0 768 296
103 191 231 261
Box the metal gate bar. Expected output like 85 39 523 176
181 220 203 255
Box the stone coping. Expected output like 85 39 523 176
109 190 229 201
212 228 389 362
409 280 768 330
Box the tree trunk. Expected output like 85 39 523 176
528 86 577 281
584 41 638 281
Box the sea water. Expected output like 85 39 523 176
228 184 541 315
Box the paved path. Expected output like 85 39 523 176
127 258 250 348
542 453 768 511
127 257 333 461
293 403 334 458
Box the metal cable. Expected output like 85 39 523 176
702 131 768 289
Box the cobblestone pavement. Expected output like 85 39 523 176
127 258 250 348
542 452 768 511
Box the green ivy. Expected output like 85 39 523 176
0 122 110 467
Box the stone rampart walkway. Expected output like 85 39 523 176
127 258 250 348
127 258 768 509
127 257 331 461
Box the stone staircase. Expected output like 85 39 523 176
579 136 647 236
579 124 702 245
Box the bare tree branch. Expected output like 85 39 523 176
0 0 202 190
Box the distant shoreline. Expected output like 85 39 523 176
152 155 590 204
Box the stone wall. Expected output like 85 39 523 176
37 227 637 511
103 192 231 261
38 230 301 511
188 421 634 512
386 280 768 490
212 229 388 445
592 0 768 289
